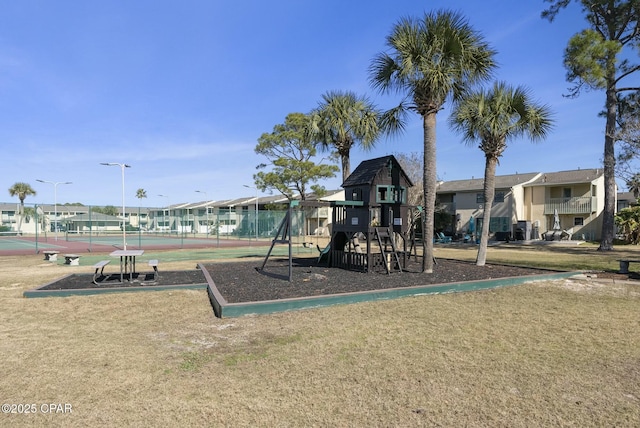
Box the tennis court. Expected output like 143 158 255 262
0 231 273 256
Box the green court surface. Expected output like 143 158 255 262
63 230 242 245
27 248 311 268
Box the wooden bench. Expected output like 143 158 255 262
92 260 111 284
64 254 81 266
618 259 640 274
148 259 159 282
43 250 60 262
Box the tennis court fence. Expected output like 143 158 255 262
1 202 330 252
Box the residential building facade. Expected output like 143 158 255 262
436 168 607 241
1 190 344 238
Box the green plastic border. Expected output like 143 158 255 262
201 265 580 318
23 264 580 319
23 272 208 298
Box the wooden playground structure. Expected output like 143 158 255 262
260 156 424 280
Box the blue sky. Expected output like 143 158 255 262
1 1 614 207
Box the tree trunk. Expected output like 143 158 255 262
598 83 617 251
476 156 497 266
422 112 437 273
16 201 24 235
341 153 351 183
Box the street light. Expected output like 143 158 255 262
36 179 72 241
195 190 210 236
243 185 259 240
101 162 131 250
158 194 169 234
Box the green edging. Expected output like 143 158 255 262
23 263 579 319
206 270 579 318
23 282 208 298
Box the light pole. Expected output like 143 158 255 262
36 179 72 241
195 190 210 236
158 194 169 234
243 185 259 240
101 162 131 250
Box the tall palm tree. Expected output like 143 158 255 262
309 90 385 182
8 182 37 234
369 10 496 272
136 188 147 231
449 81 553 266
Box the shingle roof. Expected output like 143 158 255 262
341 155 413 188
524 168 603 186
437 172 540 193
617 191 636 202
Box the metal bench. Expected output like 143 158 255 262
64 254 81 266
618 259 640 274
43 250 60 262
92 260 111 284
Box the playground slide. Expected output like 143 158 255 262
317 243 330 263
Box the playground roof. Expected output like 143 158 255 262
341 155 413 188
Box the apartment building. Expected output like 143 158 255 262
436 168 606 241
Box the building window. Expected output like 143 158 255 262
574 217 584 226
351 188 362 201
476 192 504 203
378 186 388 202
376 185 406 204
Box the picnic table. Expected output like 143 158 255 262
110 249 144 282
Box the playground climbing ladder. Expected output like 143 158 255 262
374 227 402 274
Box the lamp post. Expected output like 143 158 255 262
101 162 131 250
158 194 169 234
195 190 210 236
36 179 72 241
243 185 259 240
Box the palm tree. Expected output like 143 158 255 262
309 90 386 182
136 188 147 232
8 182 37 234
626 174 640 200
136 188 147 200
449 81 553 266
369 10 496 272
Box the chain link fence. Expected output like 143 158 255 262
0 203 319 246
0 202 328 252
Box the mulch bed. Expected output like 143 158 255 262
40 270 207 290
40 257 634 303
202 257 562 303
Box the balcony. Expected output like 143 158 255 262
437 202 456 213
544 197 596 214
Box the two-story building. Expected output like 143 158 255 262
436 168 606 241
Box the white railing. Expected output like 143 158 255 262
544 197 595 214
